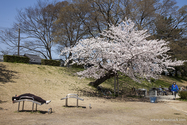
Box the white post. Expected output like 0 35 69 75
145 89 147 97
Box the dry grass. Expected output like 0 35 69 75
160 75 187 87
0 62 95 102
0 62 187 125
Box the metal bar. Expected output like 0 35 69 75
32 102 34 112
66 98 68 106
77 99 78 107
22 101 24 111
48 108 52 114
35 104 37 111
18 102 20 112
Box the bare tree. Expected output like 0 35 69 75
0 0 65 59
0 28 21 55
54 0 186 61
69 0 179 37
75 0 126 37
53 1 90 60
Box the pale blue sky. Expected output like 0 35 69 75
0 0 187 59
0 0 65 59
0 0 68 29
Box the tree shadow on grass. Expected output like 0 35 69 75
0 63 18 84
0 100 7 103
167 75 187 83
0 100 8 111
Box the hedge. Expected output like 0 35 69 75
71 63 84 68
41 59 60 66
3 55 29 63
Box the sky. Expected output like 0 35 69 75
0 0 187 59
0 0 65 59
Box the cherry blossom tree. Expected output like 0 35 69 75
61 18 185 87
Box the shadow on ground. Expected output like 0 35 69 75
76 89 151 102
0 100 7 103
16 110 50 114
62 105 86 108
0 63 18 84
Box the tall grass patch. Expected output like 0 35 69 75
178 91 187 100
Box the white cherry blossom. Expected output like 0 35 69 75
61 18 185 85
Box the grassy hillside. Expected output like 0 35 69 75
0 62 95 102
0 62 187 102
104 74 187 90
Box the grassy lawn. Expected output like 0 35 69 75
1 62 187 125
0 61 187 96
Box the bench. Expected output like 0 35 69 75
13 96 43 112
61 94 84 107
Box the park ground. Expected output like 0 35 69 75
0 62 187 125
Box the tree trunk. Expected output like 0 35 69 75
175 67 178 77
67 52 72 67
114 75 116 95
117 75 119 96
89 72 115 87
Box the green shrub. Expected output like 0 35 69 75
3 55 29 63
178 91 187 99
41 59 60 66
71 63 84 69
